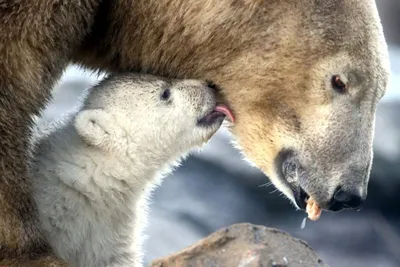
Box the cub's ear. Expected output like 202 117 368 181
75 109 123 149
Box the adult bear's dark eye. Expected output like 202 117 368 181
331 75 347 93
161 89 171 101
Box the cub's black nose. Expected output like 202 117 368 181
206 80 220 92
329 187 365 211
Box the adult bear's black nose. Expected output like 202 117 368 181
328 187 365 212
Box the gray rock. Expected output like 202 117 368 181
150 223 327 267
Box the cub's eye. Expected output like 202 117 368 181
331 75 347 93
161 89 171 101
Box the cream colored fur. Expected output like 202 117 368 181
30 74 223 267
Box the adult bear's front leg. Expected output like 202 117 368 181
0 1 100 265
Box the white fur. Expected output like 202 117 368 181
30 74 223 267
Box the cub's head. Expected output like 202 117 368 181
74 74 232 154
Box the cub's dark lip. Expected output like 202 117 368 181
197 109 226 127
197 104 234 127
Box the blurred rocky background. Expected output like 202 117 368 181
39 1 400 266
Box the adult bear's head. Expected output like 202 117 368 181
76 0 390 213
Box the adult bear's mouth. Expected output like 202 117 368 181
197 104 235 127
275 149 324 221
293 187 310 210
275 149 311 210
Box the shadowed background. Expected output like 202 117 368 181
39 1 400 266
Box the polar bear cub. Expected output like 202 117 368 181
30 74 233 267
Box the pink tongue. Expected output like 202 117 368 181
214 104 235 123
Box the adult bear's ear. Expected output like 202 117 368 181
75 109 123 149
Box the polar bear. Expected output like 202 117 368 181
29 74 234 267
0 1 390 264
